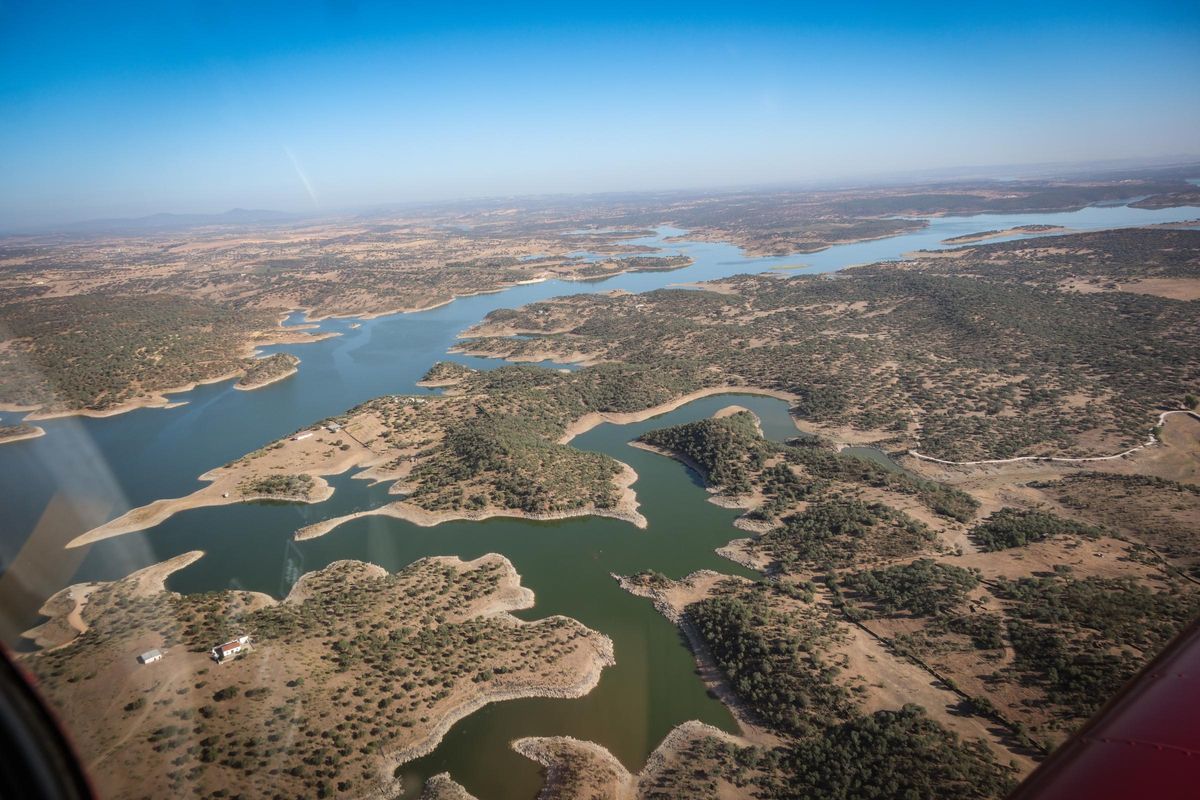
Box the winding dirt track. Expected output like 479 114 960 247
908 410 1199 467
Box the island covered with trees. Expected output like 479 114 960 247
236 352 301 390
0 422 45 444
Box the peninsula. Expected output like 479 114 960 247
21 552 613 799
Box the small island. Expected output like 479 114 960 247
563 254 694 281
0 422 45 445
941 224 1065 244
235 352 300 390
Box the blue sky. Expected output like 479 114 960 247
1 1 1198 225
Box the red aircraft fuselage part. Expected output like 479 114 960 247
1010 617 1200 799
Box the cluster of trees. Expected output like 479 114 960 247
637 408 976 526
754 461 823 518
969 507 1103 551
764 499 938 573
687 586 855 736
409 410 621 515
419 361 475 385
993 573 1200 720
1004 621 1136 720
388 351 983 529
239 474 314 499
757 705 1017 799
941 612 1006 651
638 412 769 495
646 706 1016 800
933 228 1200 286
993 574 1199 654
26 556 602 799
837 558 980 618
682 579 1016 798
784 443 978 522
370 361 715 516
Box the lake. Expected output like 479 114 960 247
1 202 1197 797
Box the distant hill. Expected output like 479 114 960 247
25 208 304 235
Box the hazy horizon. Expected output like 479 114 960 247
3 1 1199 227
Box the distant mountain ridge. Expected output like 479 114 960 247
20 207 303 236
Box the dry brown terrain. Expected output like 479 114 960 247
15 181 1200 799
419 773 480 800
235 353 301 390
20 553 613 800
623 399 1199 777
8 175 1190 416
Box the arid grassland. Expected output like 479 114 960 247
909 227 1200 299
74 361 721 545
641 173 1193 255
21 553 612 800
391 225 1197 797
940 224 1064 244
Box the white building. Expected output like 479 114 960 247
292 432 313 441
137 649 163 664
211 635 251 663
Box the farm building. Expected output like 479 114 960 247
211 635 251 663
137 649 163 665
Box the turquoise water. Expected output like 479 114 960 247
2 202 1198 797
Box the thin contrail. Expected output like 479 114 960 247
284 146 319 207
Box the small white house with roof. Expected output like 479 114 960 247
211 635 251 663
137 648 164 665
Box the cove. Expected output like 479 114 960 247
90 392 793 799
